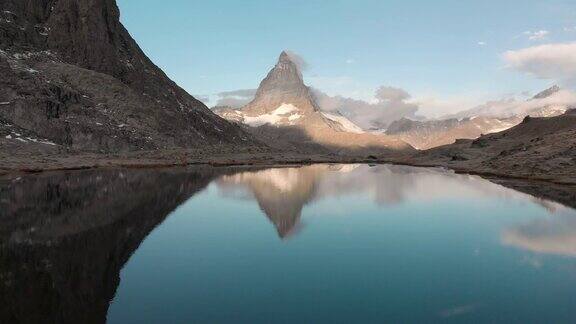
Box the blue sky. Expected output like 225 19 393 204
118 0 576 116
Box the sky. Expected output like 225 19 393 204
117 0 576 118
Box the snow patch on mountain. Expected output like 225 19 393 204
230 103 305 127
321 112 365 134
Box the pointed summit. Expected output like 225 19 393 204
256 51 305 94
279 50 291 61
244 51 317 114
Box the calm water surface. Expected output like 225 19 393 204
1 164 576 323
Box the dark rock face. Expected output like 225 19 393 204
0 0 256 154
0 167 224 323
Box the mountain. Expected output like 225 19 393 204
409 109 576 184
384 85 569 150
0 0 256 156
449 85 569 120
215 51 412 153
385 116 520 150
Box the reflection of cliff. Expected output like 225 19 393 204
0 167 221 323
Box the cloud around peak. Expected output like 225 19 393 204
284 50 309 72
503 42 576 85
312 86 419 130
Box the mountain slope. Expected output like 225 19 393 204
0 0 256 155
385 85 569 150
215 51 412 153
385 116 521 150
409 110 576 184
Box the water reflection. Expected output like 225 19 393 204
0 164 575 323
0 167 222 323
503 210 576 257
217 164 574 240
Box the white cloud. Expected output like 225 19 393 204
312 87 419 129
213 88 257 108
477 41 486 46
503 42 576 84
376 86 411 102
448 89 576 119
284 50 309 72
564 26 576 32
413 95 483 119
346 58 356 64
523 30 549 41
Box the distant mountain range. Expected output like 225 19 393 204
406 108 576 187
384 85 569 149
214 51 571 151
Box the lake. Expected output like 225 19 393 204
1 164 576 323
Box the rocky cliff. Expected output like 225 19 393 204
0 0 256 155
0 166 224 323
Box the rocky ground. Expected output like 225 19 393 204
401 110 576 185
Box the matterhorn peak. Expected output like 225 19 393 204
242 51 316 115
279 50 291 61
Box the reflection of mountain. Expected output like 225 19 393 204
0 167 221 323
219 167 321 238
218 164 571 239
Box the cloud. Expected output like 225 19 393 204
195 95 210 103
524 30 549 41
447 89 576 119
376 86 411 102
217 89 257 98
284 50 309 72
312 86 419 129
565 26 576 32
215 97 253 108
477 41 486 46
214 88 257 108
503 42 576 84
346 58 356 64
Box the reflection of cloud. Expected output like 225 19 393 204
503 212 576 257
439 304 479 318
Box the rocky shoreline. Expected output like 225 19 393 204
2 149 575 210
